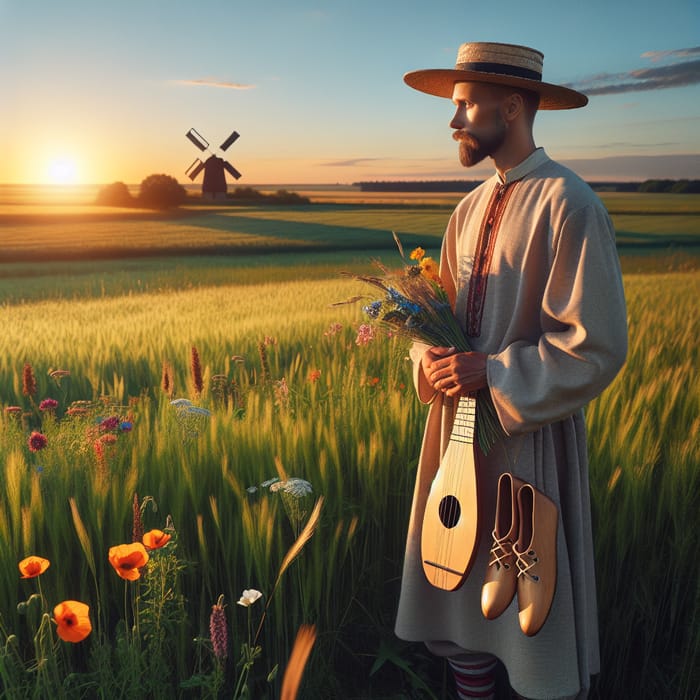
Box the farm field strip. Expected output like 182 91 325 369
2 194 698 263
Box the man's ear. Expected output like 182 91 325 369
503 92 524 122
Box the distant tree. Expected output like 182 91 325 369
138 174 187 209
229 186 265 201
670 180 700 194
273 189 310 204
639 179 675 193
227 187 310 205
95 181 134 207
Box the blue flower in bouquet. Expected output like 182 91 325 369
362 301 383 318
387 288 422 316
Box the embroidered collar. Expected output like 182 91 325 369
498 147 550 185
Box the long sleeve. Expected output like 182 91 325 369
486 203 627 435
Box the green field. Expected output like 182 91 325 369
0 194 698 698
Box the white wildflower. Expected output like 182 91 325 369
237 589 263 607
170 398 193 407
185 406 212 417
270 478 313 498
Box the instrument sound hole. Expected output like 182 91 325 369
438 495 461 529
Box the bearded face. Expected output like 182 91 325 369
452 118 507 168
449 82 510 168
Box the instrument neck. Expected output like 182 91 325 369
450 396 476 445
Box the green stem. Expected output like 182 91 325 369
123 580 130 645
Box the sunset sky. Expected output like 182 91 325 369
1 0 698 186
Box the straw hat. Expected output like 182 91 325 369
404 42 588 110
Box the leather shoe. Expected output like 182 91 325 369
481 473 525 620
514 483 558 636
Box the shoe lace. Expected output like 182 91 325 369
516 549 540 582
487 532 514 571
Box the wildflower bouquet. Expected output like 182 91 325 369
344 234 503 454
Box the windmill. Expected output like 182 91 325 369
185 128 242 199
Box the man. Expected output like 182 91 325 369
394 42 628 700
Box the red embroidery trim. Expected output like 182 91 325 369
466 181 516 337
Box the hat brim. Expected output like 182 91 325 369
403 68 588 110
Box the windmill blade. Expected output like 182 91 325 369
223 160 242 180
220 130 240 151
186 128 209 151
186 158 206 180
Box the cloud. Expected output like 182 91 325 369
641 47 700 62
171 78 255 90
567 47 700 96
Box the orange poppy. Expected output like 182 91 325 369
19 556 50 579
108 542 149 581
142 529 171 550
53 600 92 642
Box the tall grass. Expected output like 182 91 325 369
0 268 697 697
586 271 699 699
0 276 425 696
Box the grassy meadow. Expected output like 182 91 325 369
0 189 698 698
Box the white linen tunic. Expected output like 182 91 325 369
394 149 628 699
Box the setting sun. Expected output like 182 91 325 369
46 157 80 185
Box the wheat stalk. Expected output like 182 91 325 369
280 624 317 700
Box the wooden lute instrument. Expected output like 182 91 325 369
421 395 480 590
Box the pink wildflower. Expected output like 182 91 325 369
94 433 117 470
209 595 228 662
274 378 290 408
355 323 375 346
67 407 88 417
39 398 59 412
28 431 48 452
324 322 343 337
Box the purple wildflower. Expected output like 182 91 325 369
99 416 120 432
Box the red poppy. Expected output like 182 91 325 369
19 555 50 579
142 529 171 550
108 542 149 581
53 600 92 642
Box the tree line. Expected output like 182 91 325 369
96 176 310 209
355 179 700 194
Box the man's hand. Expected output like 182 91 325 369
421 346 488 397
